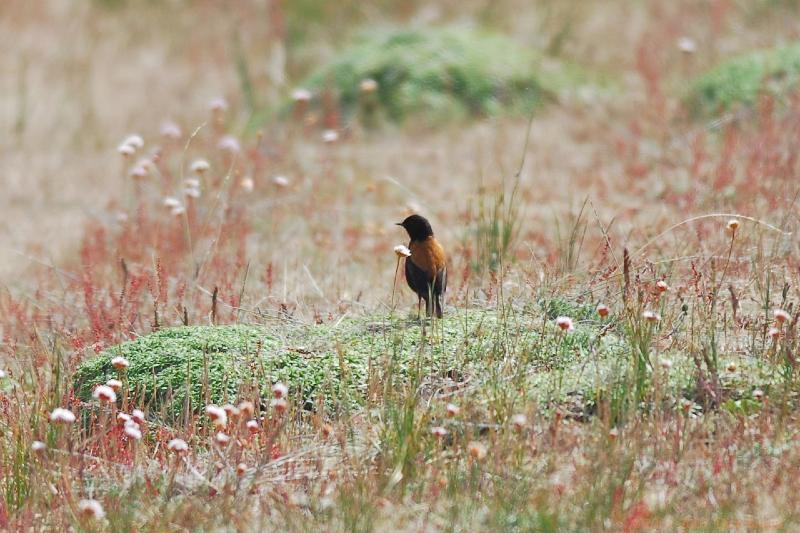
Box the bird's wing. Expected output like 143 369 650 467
405 256 432 299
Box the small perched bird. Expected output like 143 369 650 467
397 214 447 318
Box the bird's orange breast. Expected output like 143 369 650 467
409 237 446 280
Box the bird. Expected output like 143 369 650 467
396 214 447 318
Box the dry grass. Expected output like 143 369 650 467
4 0 800 530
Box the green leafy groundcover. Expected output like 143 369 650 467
688 41 800 116
73 310 515 420
303 26 575 122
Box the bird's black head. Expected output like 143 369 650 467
397 214 434 241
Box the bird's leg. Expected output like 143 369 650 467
417 297 422 320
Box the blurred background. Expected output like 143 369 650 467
2 0 800 290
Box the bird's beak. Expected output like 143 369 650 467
395 222 403 226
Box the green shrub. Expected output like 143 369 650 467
688 42 800 116
303 27 559 123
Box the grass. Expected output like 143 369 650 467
5 0 800 530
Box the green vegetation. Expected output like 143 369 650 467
303 27 568 123
688 41 800 115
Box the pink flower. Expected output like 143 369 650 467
209 97 228 112
774 309 791 323
124 423 142 440
106 379 122 391
215 432 230 445
111 356 130 370
77 499 105 520
93 385 117 404
291 88 312 102
768 327 781 340
510 414 527 432
643 310 661 323
272 382 288 399
205 405 227 427
131 409 146 425
445 403 460 417
322 130 339 143
246 419 259 434
555 316 574 332
431 426 448 438
167 438 189 453
655 280 669 293
160 120 182 140
217 135 241 153
270 398 288 413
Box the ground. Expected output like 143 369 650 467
2 0 800 531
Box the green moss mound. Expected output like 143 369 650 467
688 42 800 116
303 27 565 123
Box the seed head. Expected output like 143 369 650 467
117 413 132 425
643 310 661 323
510 414 527 432
360 78 378 93
596 304 610 318
655 280 669 293
191 159 210 174
209 97 228 112
322 129 339 143
394 245 411 258
774 308 791 323
272 382 288 399
431 426 448 439
677 36 697 54
124 423 142 440
238 401 255 417
167 438 189 453
467 441 487 461
205 405 227 427
92 385 117 404
726 219 740 233
246 419 259 434
77 499 105 521
122 134 144 149
111 356 130 369
555 316 575 332
222 404 240 420
160 120 182 140
291 88 312 102
217 135 241 153
131 409 145 425
270 398 288 413
215 432 231 445
445 403 460 417
106 379 123 391
237 463 248 476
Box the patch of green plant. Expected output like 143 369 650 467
303 26 578 123
687 41 800 116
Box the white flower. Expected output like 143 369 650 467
209 97 228 112
643 310 661 322
431 426 448 438
77 499 105 520
31 440 47 453
360 78 378 93
726 361 737 373
655 280 669 293
93 385 117 404
726 219 740 232
677 36 697 54
322 129 339 143
106 379 123 391
272 382 288 399
270 398 288 413
167 438 188 452
184 186 201 199
659 358 673 370
170 204 186 216
273 175 289 188
124 424 142 440
111 356 130 369
774 309 791 323
131 409 145 425
510 414 527 431
246 419 259 433
130 163 150 179
394 245 411 258
160 120 182 140
163 197 181 208
205 405 227 427
555 316 574 332
191 159 210 173
50 408 76 424
445 403 460 417
117 143 136 157
291 88 312 102
0 369 6 379
122 134 144 149
217 135 241 153
215 432 230 445
117 413 131 424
